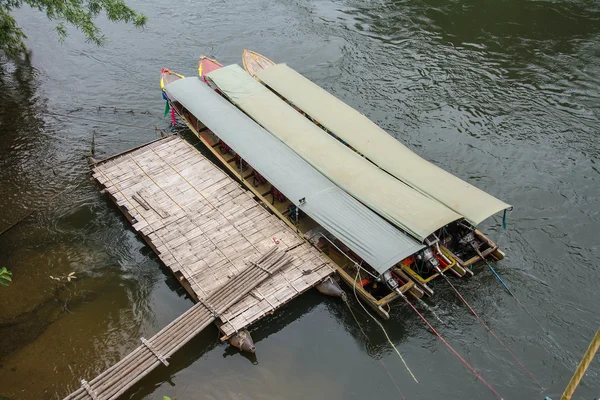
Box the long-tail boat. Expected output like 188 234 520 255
160 60 458 315
239 50 509 279
206 61 508 296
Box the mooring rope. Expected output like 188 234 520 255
398 291 503 399
437 269 539 384
485 261 546 331
340 292 407 400
352 270 419 383
45 110 160 131
65 104 160 117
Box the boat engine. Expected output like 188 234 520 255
379 269 399 291
415 247 440 274
458 230 478 250
443 223 484 260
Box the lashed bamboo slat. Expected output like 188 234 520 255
89 136 333 337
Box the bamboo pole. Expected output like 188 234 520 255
96 254 290 400
89 251 287 398
73 278 251 399
560 328 600 400
68 306 213 399
65 250 290 400
70 252 283 398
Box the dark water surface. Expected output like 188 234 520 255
0 0 598 399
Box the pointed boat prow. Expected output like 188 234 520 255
160 68 184 92
242 49 275 76
198 55 223 80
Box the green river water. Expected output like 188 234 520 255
0 0 598 399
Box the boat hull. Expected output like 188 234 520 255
242 49 275 76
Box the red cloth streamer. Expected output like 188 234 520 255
401 295 503 399
170 107 176 126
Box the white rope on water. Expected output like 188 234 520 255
340 293 407 399
352 270 419 384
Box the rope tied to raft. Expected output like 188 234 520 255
340 291 407 400
0 180 86 237
45 110 161 131
485 260 546 332
352 270 419 384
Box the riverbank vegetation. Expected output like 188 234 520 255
0 0 146 58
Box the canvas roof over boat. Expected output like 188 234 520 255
254 63 511 226
164 77 424 273
206 65 462 241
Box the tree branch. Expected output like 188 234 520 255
0 0 146 58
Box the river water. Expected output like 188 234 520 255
0 0 598 399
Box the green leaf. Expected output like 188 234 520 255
163 397 171 400
0 280 9 286
1 275 12 282
1 0 148 58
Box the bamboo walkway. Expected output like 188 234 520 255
64 247 288 400
63 135 334 398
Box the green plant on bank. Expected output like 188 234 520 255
0 0 147 58
164 396 177 400
0 267 12 286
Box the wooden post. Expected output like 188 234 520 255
560 328 600 400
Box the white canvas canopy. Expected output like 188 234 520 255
164 77 424 274
206 65 462 241
254 63 510 226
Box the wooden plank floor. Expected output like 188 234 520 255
92 135 334 337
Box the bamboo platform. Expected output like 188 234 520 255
63 135 335 398
90 135 334 336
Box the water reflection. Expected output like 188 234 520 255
0 57 189 399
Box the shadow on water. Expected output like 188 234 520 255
121 288 417 400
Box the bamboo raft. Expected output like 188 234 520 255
64 134 334 398
90 135 333 336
